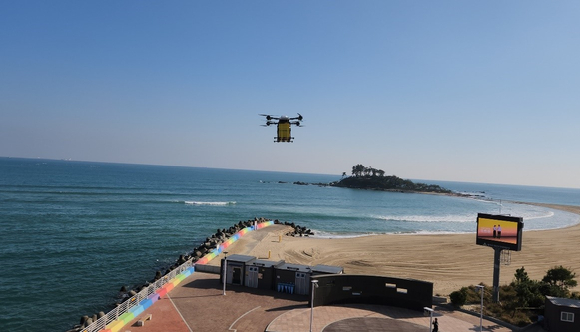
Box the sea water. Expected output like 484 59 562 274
0 157 578 331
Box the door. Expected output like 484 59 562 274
246 266 259 288
233 267 242 285
295 272 309 295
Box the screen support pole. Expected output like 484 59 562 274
492 247 502 302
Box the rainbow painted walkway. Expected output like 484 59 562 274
99 220 274 332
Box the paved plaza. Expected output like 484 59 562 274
121 271 523 332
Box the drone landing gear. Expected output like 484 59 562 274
274 137 294 143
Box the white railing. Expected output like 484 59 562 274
78 260 194 332
76 221 273 332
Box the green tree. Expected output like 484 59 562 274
541 265 577 297
511 267 544 308
351 164 365 177
514 266 530 283
363 167 371 176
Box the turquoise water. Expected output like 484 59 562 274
0 157 578 331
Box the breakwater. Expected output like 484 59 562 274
66 218 310 332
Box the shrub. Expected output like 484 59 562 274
450 288 468 306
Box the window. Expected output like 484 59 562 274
561 312 574 322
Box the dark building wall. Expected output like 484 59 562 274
544 298 580 332
311 275 433 311
257 266 275 290
276 269 299 285
274 268 312 295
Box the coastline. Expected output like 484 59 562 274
212 202 580 297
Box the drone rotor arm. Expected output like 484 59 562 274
289 113 303 121
259 114 281 121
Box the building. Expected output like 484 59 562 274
544 296 580 332
311 274 433 311
245 258 284 290
274 262 313 295
220 255 343 296
221 254 256 286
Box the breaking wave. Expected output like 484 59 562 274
371 214 474 223
184 201 236 206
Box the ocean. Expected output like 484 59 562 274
0 157 578 332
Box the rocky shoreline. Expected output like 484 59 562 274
289 179 481 199
69 217 311 332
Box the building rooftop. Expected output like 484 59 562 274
277 262 312 273
226 254 257 263
248 259 285 268
547 296 580 308
311 264 344 274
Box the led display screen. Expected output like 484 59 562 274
476 213 523 251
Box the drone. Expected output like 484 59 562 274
260 113 303 142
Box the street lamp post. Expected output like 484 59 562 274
475 285 484 332
222 251 228 295
423 307 433 332
310 279 318 332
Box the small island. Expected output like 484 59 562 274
330 164 453 194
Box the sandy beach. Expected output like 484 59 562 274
210 203 580 297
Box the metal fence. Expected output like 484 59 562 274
79 259 195 332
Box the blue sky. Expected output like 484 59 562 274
2 1 579 188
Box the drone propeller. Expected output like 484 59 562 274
259 114 279 121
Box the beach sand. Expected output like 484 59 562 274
211 203 580 297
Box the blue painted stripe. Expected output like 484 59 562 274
129 305 144 317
